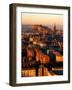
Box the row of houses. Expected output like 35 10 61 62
22 46 63 66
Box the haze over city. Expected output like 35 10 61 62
21 13 63 30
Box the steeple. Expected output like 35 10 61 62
54 24 56 31
53 24 57 35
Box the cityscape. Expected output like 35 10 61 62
21 13 63 77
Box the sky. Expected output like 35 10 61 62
21 13 63 30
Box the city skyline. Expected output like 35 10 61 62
21 13 63 30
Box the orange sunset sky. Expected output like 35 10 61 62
21 13 63 26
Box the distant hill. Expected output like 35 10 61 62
22 24 39 33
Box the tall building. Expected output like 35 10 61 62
53 24 57 35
